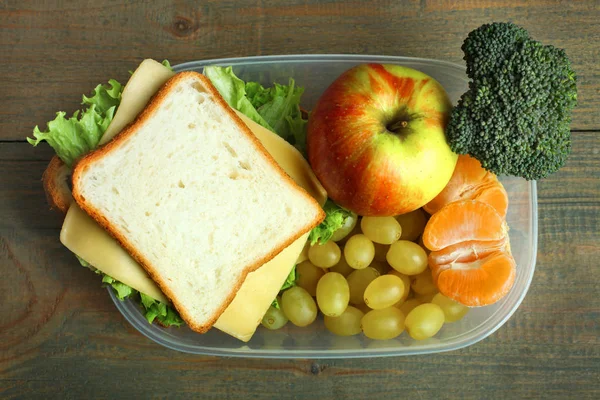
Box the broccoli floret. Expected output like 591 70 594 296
447 22 577 180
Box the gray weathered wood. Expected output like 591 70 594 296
1 0 598 142
1 1 598 398
1 131 598 399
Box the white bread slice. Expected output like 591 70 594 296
71 71 325 333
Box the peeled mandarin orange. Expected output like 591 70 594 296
475 181 508 218
423 199 516 307
430 250 516 307
422 200 508 252
428 239 508 269
424 155 508 217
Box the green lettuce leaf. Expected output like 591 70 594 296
82 79 122 115
75 254 96 272
33 61 184 328
140 293 184 327
27 79 122 167
309 200 354 245
161 59 173 71
245 81 273 109
280 265 297 292
203 66 271 128
203 66 307 154
101 273 183 327
248 80 305 145
102 274 135 300
271 265 298 309
271 298 280 309
162 307 184 327
76 255 183 327
286 116 308 156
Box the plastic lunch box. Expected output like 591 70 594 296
109 55 538 358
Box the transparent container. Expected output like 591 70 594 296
109 55 538 358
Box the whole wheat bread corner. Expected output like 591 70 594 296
71 71 325 333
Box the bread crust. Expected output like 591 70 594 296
71 71 325 333
42 155 73 215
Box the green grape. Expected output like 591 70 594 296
324 306 364 336
386 240 428 275
329 254 355 277
261 302 289 330
331 212 359 242
338 216 363 245
281 286 317 327
432 293 469 323
364 275 405 309
361 307 405 340
398 298 422 315
388 270 412 304
296 260 325 296
355 302 373 315
360 216 402 245
316 272 350 317
395 209 427 241
410 269 438 295
308 240 341 268
344 234 375 269
369 260 390 275
405 303 445 340
346 267 380 305
415 292 437 303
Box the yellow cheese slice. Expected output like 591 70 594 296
214 113 326 342
60 204 170 304
214 232 311 341
61 59 327 342
99 59 175 145
297 241 310 265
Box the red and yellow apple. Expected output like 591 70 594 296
307 63 458 216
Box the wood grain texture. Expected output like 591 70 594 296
1 1 599 399
1 131 598 399
0 0 598 141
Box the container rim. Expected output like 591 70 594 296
109 55 538 358
173 54 467 71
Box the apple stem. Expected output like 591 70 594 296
387 119 409 133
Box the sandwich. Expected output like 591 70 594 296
29 59 347 341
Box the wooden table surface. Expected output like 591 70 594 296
1 1 598 398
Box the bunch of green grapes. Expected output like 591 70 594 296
261 209 469 341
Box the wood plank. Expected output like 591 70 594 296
1 0 598 142
1 131 598 399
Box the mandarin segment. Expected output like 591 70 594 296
423 189 515 307
422 200 507 252
433 250 516 307
428 239 508 267
474 181 508 218
424 155 487 214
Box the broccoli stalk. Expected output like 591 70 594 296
446 22 577 180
